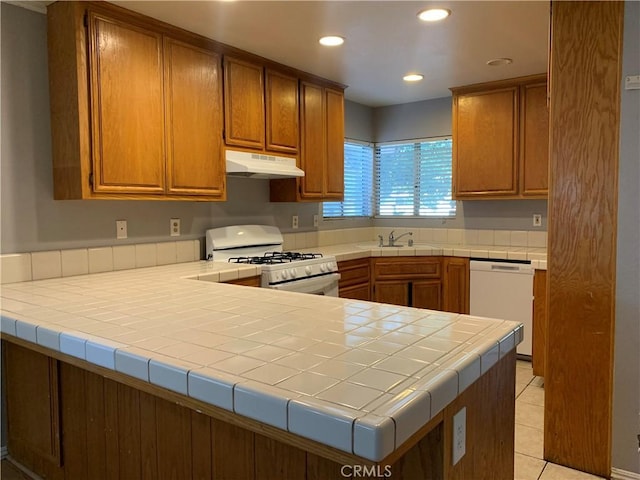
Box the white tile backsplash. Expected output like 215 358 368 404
477 229 495 245
156 242 177 266
0 253 32 284
135 244 157 268
61 249 89 277
88 247 114 273
493 230 511 246
510 231 528 247
447 229 464 245
177 240 196 262
31 251 62 280
113 245 136 270
527 231 547 248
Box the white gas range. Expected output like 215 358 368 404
205 225 340 296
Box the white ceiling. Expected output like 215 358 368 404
16 0 550 107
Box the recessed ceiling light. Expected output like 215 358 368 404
417 8 451 22
486 57 513 66
403 74 424 82
319 36 345 47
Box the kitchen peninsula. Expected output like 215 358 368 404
1 257 522 479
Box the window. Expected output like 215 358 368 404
375 137 455 217
323 141 374 218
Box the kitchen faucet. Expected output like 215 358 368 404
388 230 413 247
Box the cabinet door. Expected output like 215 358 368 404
520 83 549 196
340 284 371 301
453 87 518 197
443 257 470 314
324 88 345 200
223 57 265 149
532 269 547 377
265 69 299 154
164 38 225 197
88 12 165 193
373 280 409 306
299 82 326 199
413 280 442 310
4 342 62 478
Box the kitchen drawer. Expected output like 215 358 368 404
372 257 441 280
338 259 370 288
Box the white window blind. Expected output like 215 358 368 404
323 141 373 217
375 137 455 217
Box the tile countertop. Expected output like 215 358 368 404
306 242 547 269
0 257 523 462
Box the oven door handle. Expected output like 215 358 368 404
269 273 340 294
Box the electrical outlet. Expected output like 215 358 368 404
533 214 542 227
313 214 319 228
170 218 180 237
116 220 127 240
452 407 466 465
292 215 299 229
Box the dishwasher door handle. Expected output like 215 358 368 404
491 264 521 272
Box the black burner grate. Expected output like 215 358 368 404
227 252 323 265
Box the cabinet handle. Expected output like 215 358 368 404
408 281 413 306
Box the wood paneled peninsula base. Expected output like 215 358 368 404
2 337 516 480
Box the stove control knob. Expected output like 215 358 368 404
281 270 289 280
289 268 297 278
320 263 327 272
305 266 313 275
275 272 281 281
329 262 337 271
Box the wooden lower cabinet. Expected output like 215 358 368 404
2 338 516 480
413 280 442 310
3 344 61 478
373 280 410 306
372 257 442 310
532 270 547 377
338 258 371 301
225 275 261 287
371 257 468 312
443 257 470 314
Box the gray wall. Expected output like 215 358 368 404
612 1 640 474
344 100 374 142
0 3 319 254
374 96 452 143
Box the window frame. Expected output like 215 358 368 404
322 139 374 219
374 136 455 219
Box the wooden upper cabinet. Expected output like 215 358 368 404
48 3 226 201
520 82 549 196
88 12 166 194
265 69 299 154
451 74 548 200
299 82 326 198
223 57 265 149
453 87 518 197
164 38 225 198
270 83 345 202
325 88 345 199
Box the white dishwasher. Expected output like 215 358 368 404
469 259 534 357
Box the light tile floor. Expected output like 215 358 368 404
514 360 605 480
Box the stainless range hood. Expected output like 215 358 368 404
225 149 304 179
